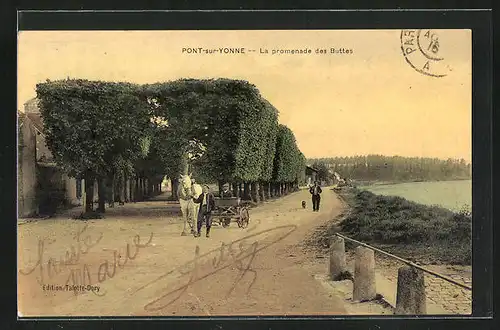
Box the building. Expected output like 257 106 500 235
305 165 319 187
17 98 81 217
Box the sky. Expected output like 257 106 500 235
17 30 472 162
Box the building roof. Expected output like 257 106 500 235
21 97 45 134
305 165 319 173
25 112 45 135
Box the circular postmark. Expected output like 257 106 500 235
400 30 452 78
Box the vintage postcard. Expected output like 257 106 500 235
17 29 472 317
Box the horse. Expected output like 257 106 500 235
178 174 203 236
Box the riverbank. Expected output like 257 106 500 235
356 180 471 213
306 187 471 265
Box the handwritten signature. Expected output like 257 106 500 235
132 225 297 312
65 232 153 296
19 224 154 297
19 224 103 285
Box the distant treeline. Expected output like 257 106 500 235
308 155 471 182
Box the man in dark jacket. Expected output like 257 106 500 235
220 183 233 198
309 181 322 212
193 184 216 237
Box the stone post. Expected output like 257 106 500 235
353 246 376 301
395 266 427 315
329 236 347 280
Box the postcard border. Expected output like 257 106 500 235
5 7 494 330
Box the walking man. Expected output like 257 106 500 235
309 181 322 212
193 184 216 238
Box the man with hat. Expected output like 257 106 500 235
309 181 323 212
193 184 216 237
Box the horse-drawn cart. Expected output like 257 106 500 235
212 197 250 228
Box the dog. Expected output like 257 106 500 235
301 201 306 209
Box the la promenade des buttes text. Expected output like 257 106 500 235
181 47 353 55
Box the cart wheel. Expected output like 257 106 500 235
239 208 249 229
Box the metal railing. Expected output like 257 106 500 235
335 232 472 291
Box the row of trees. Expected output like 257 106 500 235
36 78 306 214
309 155 472 183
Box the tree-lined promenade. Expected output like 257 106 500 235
36 78 306 214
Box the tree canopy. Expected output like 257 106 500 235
273 124 303 184
36 79 151 180
36 77 308 211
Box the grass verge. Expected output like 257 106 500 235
306 187 471 265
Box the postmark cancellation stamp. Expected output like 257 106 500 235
400 29 453 78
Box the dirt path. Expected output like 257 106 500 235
18 189 350 316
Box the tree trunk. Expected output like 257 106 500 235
250 182 259 203
132 177 137 202
84 174 94 212
243 182 251 200
97 177 106 213
120 174 126 203
259 181 265 201
232 183 239 197
109 174 115 208
125 176 129 202
129 177 134 202
218 180 223 197
142 178 146 197
139 178 143 200
134 177 139 202
171 178 179 200
135 178 139 201
266 182 271 199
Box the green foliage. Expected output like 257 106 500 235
144 78 284 184
37 77 306 194
258 100 279 182
233 96 275 182
36 79 151 180
312 160 332 182
338 189 472 265
296 152 307 184
273 124 303 183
